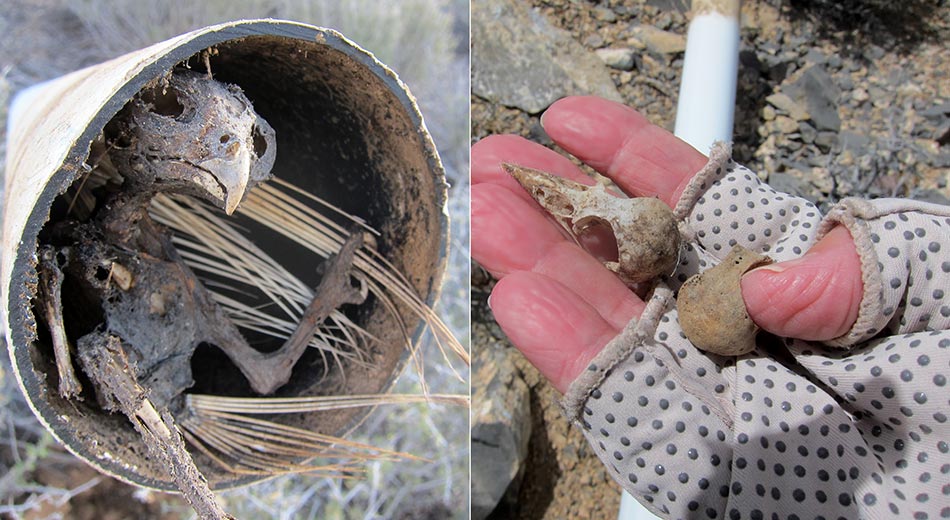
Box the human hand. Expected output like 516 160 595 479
472 96 863 393
474 96 950 519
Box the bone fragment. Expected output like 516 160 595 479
677 245 773 356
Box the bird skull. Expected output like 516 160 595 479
505 163 681 284
109 69 277 214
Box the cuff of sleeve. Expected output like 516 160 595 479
819 197 950 347
561 286 675 421
817 198 885 347
561 284 736 429
671 141 734 222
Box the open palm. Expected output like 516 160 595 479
472 96 862 392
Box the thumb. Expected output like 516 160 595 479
740 226 863 341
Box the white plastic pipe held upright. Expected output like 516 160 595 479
674 0 741 154
618 1 741 519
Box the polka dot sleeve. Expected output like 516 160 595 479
562 143 950 519
819 197 950 347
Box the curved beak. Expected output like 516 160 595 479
197 145 252 215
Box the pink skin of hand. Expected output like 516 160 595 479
473 96 863 393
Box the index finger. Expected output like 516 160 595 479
541 96 708 206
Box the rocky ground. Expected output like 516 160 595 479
471 0 948 518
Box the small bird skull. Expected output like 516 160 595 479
504 163 680 284
109 69 277 214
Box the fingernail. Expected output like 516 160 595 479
747 255 809 275
749 263 787 274
486 292 494 310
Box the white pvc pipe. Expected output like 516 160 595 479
673 2 741 154
619 1 740 519
619 490 660 520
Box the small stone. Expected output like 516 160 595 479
768 172 812 199
834 172 855 195
838 150 855 166
783 65 841 132
912 190 950 205
584 33 606 48
775 115 798 134
798 121 817 143
869 86 888 108
852 88 870 103
762 105 776 121
865 44 886 60
838 75 854 90
839 131 870 152
596 48 635 70
625 35 647 50
630 25 686 55
806 166 831 193
593 6 617 22
815 131 839 152
639 54 661 75
898 148 917 165
766 92 811 121
803 48 826 64
919 100 950 120
741 2 781 31
614 5 634 17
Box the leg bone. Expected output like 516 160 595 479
208 231 367 395
37 246 83 399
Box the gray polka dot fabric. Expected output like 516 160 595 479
562 143 950 519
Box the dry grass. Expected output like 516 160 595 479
0 1 469 518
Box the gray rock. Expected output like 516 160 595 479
868 86 888 107
785 138 804 151
919 101 950 120
934 150 950 168
630 24 686 55
527 119 554 146
838 131 870 152
654 11 674 30
815 131 839 152
583 33 606 48
596 47 636 70
768 171 817 202
647 0 690 14
838 75 854 91
471 343 532 520
593 5 617 22
865 44 886 60
798 121 817 144
783 65 841 132
912 189 950 205
803 48 826 65
472 0 622 113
